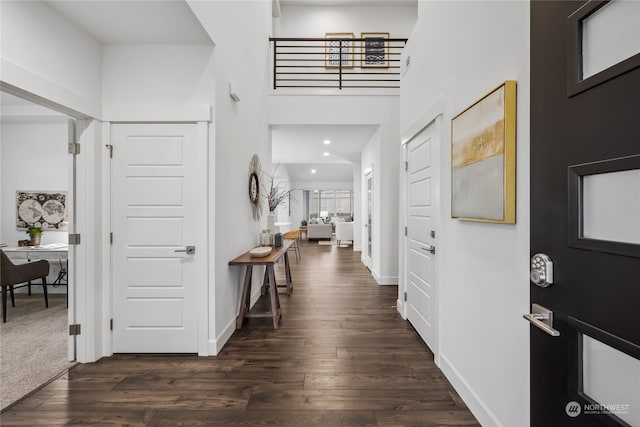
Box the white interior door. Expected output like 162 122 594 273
406 122 438 351
364 170 373 269
111 123 202 353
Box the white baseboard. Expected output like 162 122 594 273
208 316 236 355
439 353 503 427
354 245 362 251
396 299 406 319
372 270 398 285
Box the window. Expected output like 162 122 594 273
304 190 353 220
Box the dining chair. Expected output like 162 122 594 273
0 251 50 322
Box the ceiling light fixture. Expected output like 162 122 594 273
323 152 330 156
322 139 331 145
311 169 317 174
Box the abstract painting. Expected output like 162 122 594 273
451 81 516 223
325 32 354 68
361 32 389 68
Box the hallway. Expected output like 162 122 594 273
1 241 479 426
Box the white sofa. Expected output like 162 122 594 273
307 223 332 240
335 222 354 246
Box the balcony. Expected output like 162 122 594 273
270 37 408 90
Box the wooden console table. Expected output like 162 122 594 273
229 240 294 329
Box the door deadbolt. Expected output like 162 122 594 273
530 253 553 287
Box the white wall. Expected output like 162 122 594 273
0 121 69 246
0 1 102 117
102 44 215 115
0 120 70 288
188 0 273 354
279 3 416 38
400 2 530 426
352 160 362 251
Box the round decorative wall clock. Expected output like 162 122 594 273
248 154 263 221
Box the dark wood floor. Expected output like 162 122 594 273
1 240 479 426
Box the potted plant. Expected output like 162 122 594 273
301 219 308 227
26 226 43 246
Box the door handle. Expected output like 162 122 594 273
523 303 560 336
421 245 436 254
175 245 195 255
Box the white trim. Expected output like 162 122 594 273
371 270 398 286
440 353 503 427
401 96 445 146
209 316 236 355
195 121 210 356
400 110 444 363
102 104 211 123
106 121 211 356
0 61 99 119
74 119 100 362
396 299 406 319
101 123 113 358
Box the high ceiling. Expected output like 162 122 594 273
46 1 212 45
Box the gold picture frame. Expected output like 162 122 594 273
360 32 390 68
451 81 517 223
325 32 354 68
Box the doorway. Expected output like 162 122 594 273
363 168 373 270
404 120 438 352
110 122 207 353
0 90 75 408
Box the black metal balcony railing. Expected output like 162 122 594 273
270 37 408 90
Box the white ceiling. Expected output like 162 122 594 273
46 0 212 45
286 163 354 184
272 124 378 183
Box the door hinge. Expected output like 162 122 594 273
404 161 408 171
68 142 81 155
404 292 407 302
430 230 436 238
110 319 113 330
110 232 113 245
68 234 81 245
69 324 81 336
404 226 407 236
105 144 113 158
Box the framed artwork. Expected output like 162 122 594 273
16 191 68 230
325 32 354 68
361 32 390 68
451 81 517 223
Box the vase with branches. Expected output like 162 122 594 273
263 165 295 213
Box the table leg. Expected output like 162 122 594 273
261 267 271 296
284 252 293 294
266 265 282 329
236 265 253 330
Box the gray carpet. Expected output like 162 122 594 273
0 293 71 410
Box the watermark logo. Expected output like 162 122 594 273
566 401 581 417
565 401 631 418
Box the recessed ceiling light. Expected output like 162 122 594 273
311 169 317 174
323 152 330 156
323 139 331 145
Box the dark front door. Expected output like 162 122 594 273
530 1 640 426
